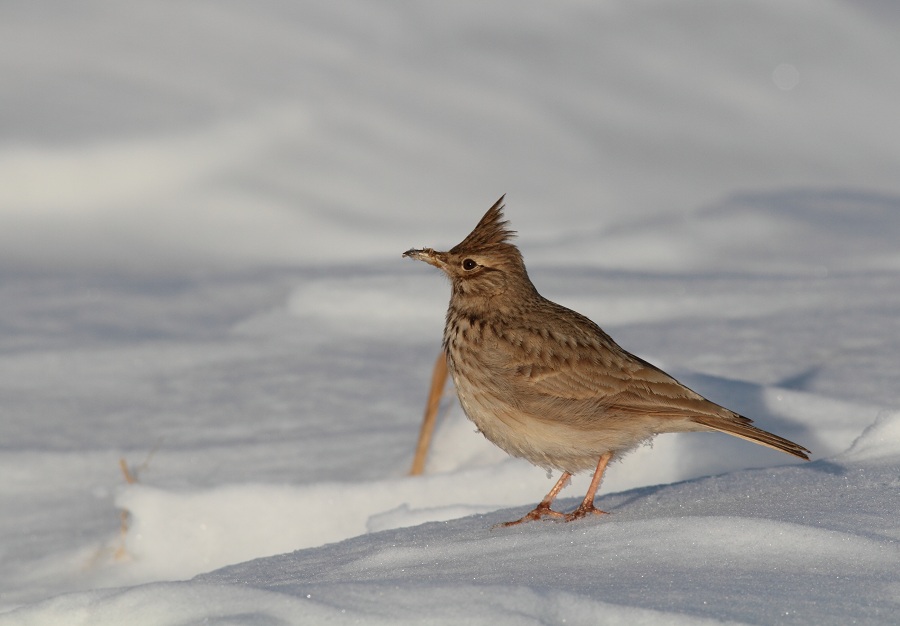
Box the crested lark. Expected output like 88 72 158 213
403 196 810 525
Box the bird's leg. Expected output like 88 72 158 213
564 452 613 521
497 471 572 527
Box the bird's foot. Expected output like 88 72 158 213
562 503 608 522
495 502 566 528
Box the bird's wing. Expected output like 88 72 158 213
482 312 810 459
488 320 713 415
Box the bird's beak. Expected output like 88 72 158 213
403 247 448 270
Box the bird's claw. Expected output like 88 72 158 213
496 502 608 528
562 504 608 522
495 503 566 528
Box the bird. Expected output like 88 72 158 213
403 195 810 526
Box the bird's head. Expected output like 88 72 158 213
403 195 535 301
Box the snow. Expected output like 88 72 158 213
2 1 900 624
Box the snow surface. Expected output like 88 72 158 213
2 1 900 624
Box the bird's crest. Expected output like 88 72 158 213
450 195 516 254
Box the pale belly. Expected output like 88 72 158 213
449 366 652 473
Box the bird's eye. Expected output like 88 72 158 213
462 258 478 271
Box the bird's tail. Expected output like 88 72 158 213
692 414 810 460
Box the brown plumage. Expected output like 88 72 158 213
403 196 810 525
